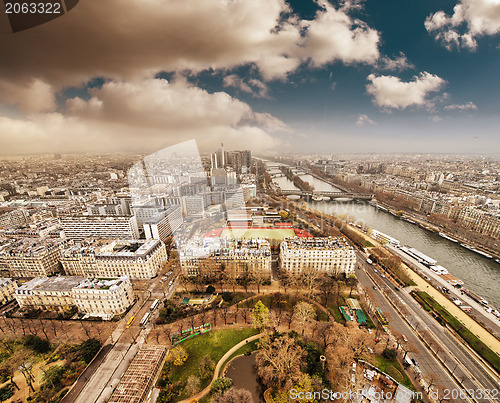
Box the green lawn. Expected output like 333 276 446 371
220 227 295 240
169 328 259 401
371 355 415 390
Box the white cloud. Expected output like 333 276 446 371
426 0 500 50
0 79 57 114
444 101 478 110
222 75 270 98
356 114 376 126
377 52 414 71
0 77 284 154
366 72 446 110
300 0 380 67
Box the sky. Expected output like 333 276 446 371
1 0 500 155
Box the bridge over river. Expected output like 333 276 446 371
279 189 374 200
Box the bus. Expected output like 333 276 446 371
126 316 135 328
375 308 389 325
150 299 160 311
139 312 151 328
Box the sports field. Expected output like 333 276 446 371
220 227 295 240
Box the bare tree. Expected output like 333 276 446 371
188 314 197 331
294 301 315 336
49 319 58 338
212 388 253 403
221 305 229 325
284 311 294 329
240 308 249 324
38 318 49 340
79 320 91 339
256 334 306 390
199 307 208 326
211 306 219 327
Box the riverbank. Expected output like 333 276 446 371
374 200 500 261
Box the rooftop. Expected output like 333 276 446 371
16 276 85 293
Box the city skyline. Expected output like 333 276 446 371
1 0 500 155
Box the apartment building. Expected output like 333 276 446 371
280 237 356 275
14 275 134 318
61 214 140 241
0 278 18 305
14 276 84 312
72 276 134 318
143 205 183 241
60 239 167 279
0 237 68 277
0 208 28 230
179 237 271 277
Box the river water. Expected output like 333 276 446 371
263 160 500 308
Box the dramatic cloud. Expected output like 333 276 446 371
0 0 380 91
366 72 446 110
0 77 285 154
356 114 376 126
444 101 478 110
425 0 500 50
0 0 383 154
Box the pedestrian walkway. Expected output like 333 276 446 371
178 333 265 403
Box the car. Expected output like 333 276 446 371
394 286 400 291
366 259 373 265
380 274 386 278
374 269 378 273
411 358 418 367
372 286 377 290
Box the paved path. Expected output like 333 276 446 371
178 333 265 403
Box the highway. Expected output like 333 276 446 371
356 250 500 402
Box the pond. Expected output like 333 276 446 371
224 352 265 402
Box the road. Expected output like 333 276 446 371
387 244 500 338
68 274 177 403
355 252 466 402
357 250 500 402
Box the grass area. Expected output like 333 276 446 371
324 297 346 324
412 291 500 374
371 355 414 390
315 307 330 322
227 292 254 306
240 294 294 311
169 328 259 401
220 227 295 240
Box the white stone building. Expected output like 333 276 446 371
61 239 167 280
280 237 356 275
